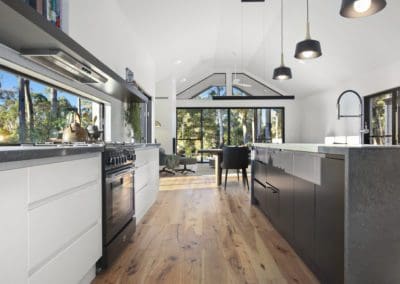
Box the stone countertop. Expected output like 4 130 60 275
253 143 400 155
132 143 160 151
0 145 104 163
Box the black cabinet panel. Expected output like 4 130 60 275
315 158 344 284
293 177 316 270
265 184 279 223
253 179 268 214
254 160 267 184
278 172 294 244
252 148 345 284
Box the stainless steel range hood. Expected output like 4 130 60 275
21 49 108 84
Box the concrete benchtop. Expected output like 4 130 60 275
253 143 400 155
0 144 104 164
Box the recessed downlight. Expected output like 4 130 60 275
174 59 183 65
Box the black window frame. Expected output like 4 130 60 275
176 106 285 163
364 87 399 145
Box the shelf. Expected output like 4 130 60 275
0 0 148 102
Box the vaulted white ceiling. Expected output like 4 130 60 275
118 0 400 97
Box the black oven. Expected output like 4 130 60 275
97 143 136 271
104 165 134 244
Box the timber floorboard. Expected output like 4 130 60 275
93 175 319 284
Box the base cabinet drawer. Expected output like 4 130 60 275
29 183 100 270
30 223 101 284
253 179 267 213
266 185 279 224
253 161 267 184
293 177 316 270
315 158 344 284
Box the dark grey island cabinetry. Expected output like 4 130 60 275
252 146 344 283
251 143 400 284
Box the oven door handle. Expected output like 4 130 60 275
106 168 134 181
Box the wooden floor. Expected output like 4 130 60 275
93 175 319 284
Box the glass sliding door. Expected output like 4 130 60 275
254 108 284 143
176 109 202 161
176 107 285 163
202 108 228 161
230 109 255 145
365 91 394 145
271 108 284 143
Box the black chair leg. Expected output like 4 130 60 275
243 168 249 191
237 169 239 182
224 169 228 191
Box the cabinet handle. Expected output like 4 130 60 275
266 183 279 194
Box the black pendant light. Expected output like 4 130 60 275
295 0 322 60
273 0 292 80
340 0 386 18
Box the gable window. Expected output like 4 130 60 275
193 86 227 100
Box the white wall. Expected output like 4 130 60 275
63 0 156 142
155 78 176 153
298 58 400 143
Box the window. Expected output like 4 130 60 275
176 109 202 159
0 67 103 144
365 88 399 145
232 87 250 97
176 107 285 162
193 86 227 100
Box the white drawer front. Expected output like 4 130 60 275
135 148 158 168
135 163 151 192
29 182 101 271
29 156 101 204
29 222 101 284
0 168 29 284
135 183 151 221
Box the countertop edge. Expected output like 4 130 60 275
0 146 104 164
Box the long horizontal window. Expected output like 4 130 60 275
176 107 285 162
0 66 103 144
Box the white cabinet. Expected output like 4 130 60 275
0 168 29 284
135 147 159 222
0 153 102 284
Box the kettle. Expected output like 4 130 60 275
87 116 101 141
62 111 89 143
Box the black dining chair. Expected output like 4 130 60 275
221 146 250 191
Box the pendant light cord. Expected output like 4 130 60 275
280 0 284 66
306 0 311 39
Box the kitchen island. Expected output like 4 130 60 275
252 143 400 284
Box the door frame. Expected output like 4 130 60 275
364 87 399 145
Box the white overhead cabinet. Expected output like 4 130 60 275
0 153 102 284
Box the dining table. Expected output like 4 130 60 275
198 148 223 186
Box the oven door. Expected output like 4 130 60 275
104 166 134 244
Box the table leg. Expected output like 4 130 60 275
214 154 222 186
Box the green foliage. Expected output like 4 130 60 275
125 99 141 141
0 72 98 144
0 89 19 143
176 108 284 160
